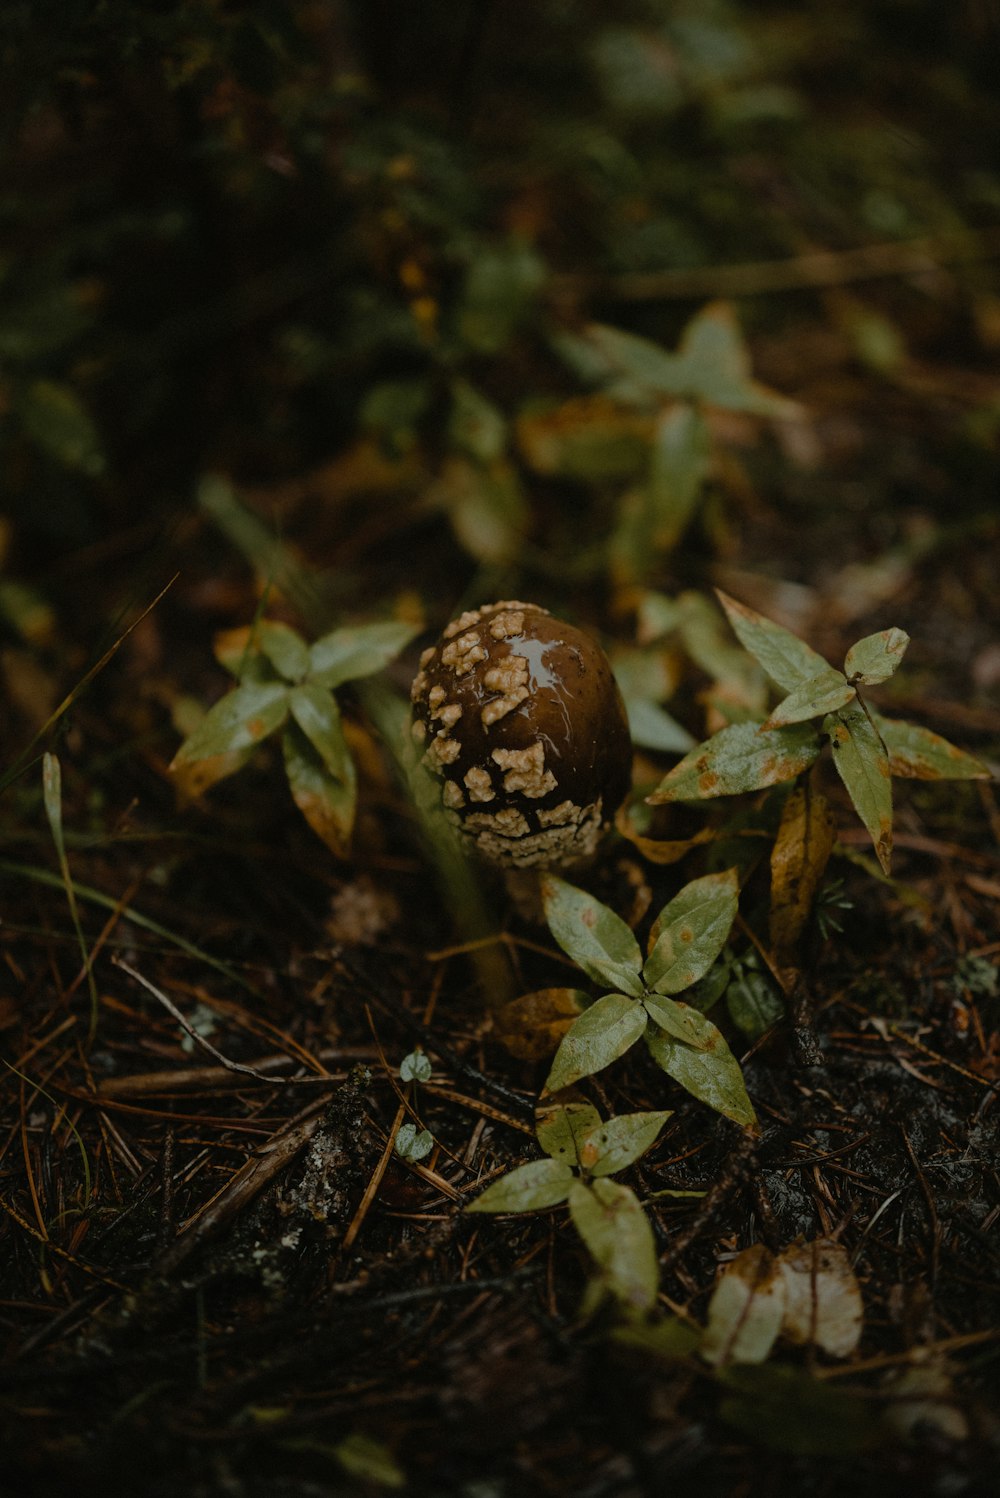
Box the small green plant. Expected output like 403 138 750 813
467 1099 673 1314
535 870 756 1128
394 1050 434 1163
648 590 990 876
170 615 417 856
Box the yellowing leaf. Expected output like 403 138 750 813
282 721 356 858
535 1100 602 1166
494 987 588 1061
769 785 836 965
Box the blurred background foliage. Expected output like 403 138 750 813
1 0 999 636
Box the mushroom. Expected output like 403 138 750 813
410 601 632 873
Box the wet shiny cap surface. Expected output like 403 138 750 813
410 601 632 869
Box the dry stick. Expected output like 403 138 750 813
154 1098 328 1276
555 225 1000 303
112 956 290 1087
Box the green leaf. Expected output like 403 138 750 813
544 993 648 1093
541 877 644 996
610 405 710 582
282 721 356 858
614 1316 703 1361
567 307 800 419
399 1051 432 1084
581 1110 673 1177
394 1123 433 1162
457 239 546 354
647 721 822 804
307 620 419 690
213 623 288 683
172 681 289 762
825 704 893 873
875 715 991 781
647 403 711 549
19 379 105 475
466 1157 573 1213
255 621 310 682
725 958 784 1041
433 456 529 566
844 627 910 684
701 1243 786 1367
763 668 856 728
675 304 801 418
448 378 507 463
685 958 734 1014
715 591 829 692
333 1432 405 1489
623 696 697 754
645 1021 757 1128
644 994 718 1051
535 1100 603 1165
717 1364 879 1456
568 1178 659 1313
288 684 352 782
644 869 739 994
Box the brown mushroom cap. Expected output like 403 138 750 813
410 601 632 869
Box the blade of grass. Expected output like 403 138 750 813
42 754 99 1045
0 574 178 796
0 859 263 998
2 1059 93 1210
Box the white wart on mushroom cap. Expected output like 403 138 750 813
410 601 632 869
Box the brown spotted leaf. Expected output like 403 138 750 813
647 721 822 804
171 681 290 764
875 715 992 781
825 704 892 873
769 785 836 965
844 627 909 685
643 868 739 995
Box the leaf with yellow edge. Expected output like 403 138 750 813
769 785 836 965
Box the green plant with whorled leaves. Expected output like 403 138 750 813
536 870 756 1130
170 615 417 857
468 1098 680 1315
